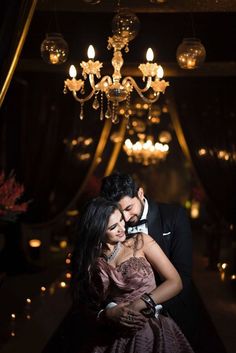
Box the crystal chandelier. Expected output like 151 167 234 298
63 18 169 123
123 136 169 166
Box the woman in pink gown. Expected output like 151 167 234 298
71 197 194 353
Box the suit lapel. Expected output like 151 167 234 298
147 199 163 246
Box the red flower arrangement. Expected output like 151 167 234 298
0 171 29 222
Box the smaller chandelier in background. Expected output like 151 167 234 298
123 137 169 166
176 38 206 69
41 33 69 65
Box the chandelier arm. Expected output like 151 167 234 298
89 74 95 89
72 89 95 103
134 91 160 104
122 76 153 93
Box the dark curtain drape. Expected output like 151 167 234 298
0 72 104 222
169 77 236 225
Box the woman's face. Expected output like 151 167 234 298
105 209 126 245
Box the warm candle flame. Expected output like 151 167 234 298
146 48 154 62
69 65 77 78
87 45 95 59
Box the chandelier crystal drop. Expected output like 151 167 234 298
176 38 206 69
63 21 169 123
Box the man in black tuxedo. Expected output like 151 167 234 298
100 172 198 347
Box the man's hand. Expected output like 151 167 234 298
104 302 147 332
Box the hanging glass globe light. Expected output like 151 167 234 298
40 33 69 65
112 8 140 42
176 38 206 69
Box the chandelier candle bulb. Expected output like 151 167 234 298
87 45 95 60
69 65 77 79
146 48 154 62
157 65 164 79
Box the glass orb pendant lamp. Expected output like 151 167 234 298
40 33 69 65
176 38 206 69
112 8 140 41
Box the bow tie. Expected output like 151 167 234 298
127 219 148 235
135 219 148 226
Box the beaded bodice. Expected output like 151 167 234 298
95 256 156 304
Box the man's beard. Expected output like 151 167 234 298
126 198 144 227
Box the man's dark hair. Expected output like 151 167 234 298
100 172 139 202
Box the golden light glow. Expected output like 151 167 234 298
221 263 228 270
49 53 59 64
190 201 200 219
198 148 207 156
60 281 67 288
186 58 196 69
66 209 79 216
28 239 41 248
59 240 68 249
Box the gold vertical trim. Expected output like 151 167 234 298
166 89 193 164
0 0 38 108
166 89 206 190
104 117 128 176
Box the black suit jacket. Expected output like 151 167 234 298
147 199 198 344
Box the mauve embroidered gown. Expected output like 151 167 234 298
86 256 194 353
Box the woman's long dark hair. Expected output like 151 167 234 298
70 197 120 308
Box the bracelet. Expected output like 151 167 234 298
140 293 157 318
96 309 105 321
141 293 156 310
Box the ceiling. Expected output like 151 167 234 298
18 0 236 77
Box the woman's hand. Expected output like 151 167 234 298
105 302 147 332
